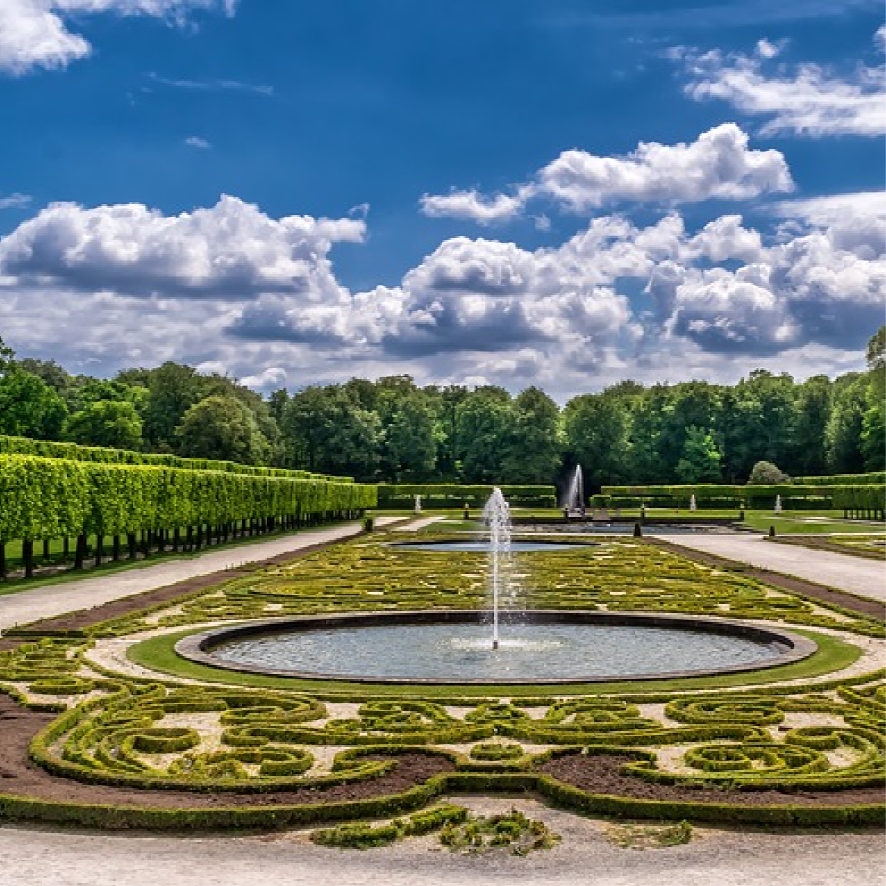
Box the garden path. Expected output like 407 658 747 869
0 798 883 886
0 517 408 634
651 533 885 603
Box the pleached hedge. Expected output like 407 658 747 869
601 483 843 510
0 454 376 577
0 434 345 482
376 484 557 509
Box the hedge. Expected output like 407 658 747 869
0 434 346 482
0 454 377 544
376 484 557 508
795 472 886 486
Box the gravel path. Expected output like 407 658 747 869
650 533 886 603
1 799 883 886
0 518 407 634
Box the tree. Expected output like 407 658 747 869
675 427 722 483
379 395 438 481
860 406 885 470
747 460 790 484
65 400 144 450
0 369 67 439
825 374 868 474
0 334 14 372
16 357 72 396
792 376 832 475
142 362 208 450
721 371 797 480
563 392 631 489
281 386 381 479
174 395 270 464
455 389 514 483
500 387 562 483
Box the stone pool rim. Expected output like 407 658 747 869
174 610 818 685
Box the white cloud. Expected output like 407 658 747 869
420 124 792 223
146 72 272 95
0 192 32 209
420 189 525 225
772 190 886 225
755 38 783 59
0 194 365 298
536 124 792 210
0 191 881 400
239 365 287 390
678 36 886 137
0 0 236 75
184 136 212 149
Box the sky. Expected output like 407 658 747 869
0 0 883 403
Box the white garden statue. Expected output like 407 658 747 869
414 494 422 514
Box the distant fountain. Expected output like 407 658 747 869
562 465 585 514
483 487 512 650
774 494 782 514
414 494 422 514
690 494 697 512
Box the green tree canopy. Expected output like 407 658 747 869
0 369 67 439
174 394 270 465
65 400 144 451
675 427 722 483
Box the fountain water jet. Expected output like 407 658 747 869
562 465 585 515
483 487 512 650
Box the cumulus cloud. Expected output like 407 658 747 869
184 136 212 149
420 124 792 224
0 0 236 75
772 190 886 226
536 124 792 210
0 194 365 299
676 35 886 137
419 190 525 225
1 189 881 399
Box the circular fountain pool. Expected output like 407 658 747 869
392 540 583 552
177 611 815 685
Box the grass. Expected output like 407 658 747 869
742 512 886 535
126 626 863 699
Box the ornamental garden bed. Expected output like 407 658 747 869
0 531 882 831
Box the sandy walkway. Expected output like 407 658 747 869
0 518 407 634
651 533 886 603
0 798 883 886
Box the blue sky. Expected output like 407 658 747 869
0 0 883 400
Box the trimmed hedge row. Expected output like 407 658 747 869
0 454 376 543
600 482 885 513
0 434 345 482
601 483 832 509
796 472 886 486
376 484 557 508
1 762 881 831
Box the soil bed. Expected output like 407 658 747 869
0 693 452 808
537 754 884 807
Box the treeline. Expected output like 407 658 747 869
0 327 883 490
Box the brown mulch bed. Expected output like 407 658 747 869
0 692 453 808
649 539 885 621
538 753 885 807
